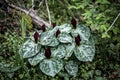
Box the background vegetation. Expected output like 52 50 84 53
0 0 120 80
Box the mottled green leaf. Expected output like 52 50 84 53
52 45 66 58
74 43 95 61
40 31 53 45
64 43 75 59
40 30 59 46
65 61 78 77
57 24 71 33
48 37 59 46
19 39 41 58
28 49 45 66
50 26 59 34
39 58 63 77
58 33 72 43
71 24 90 41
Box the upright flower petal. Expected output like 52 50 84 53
45 47 51 59
71 18 77 29
75 35 81 46
77 35 81 41
34 31 39 43
56 29 61 37
41 24 46 32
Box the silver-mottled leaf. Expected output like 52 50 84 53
40 27 59 46
19 39 41 58
71 24 90 41
65 61 78 77
58 33 72 43
50 26 59 34
40 31 53 45
28 49 45 66
39 58 63 77
57 24 71 33
48 37 59 46
64 43 75 59
74 44 95 61
52 45 66 58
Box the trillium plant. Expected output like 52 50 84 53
19 18 96 77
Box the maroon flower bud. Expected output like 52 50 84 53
45 47 51 59
34 31 39 43
77 35 81 41
41 24 46 32
71 18 77 29
52 22 56 28
56 29 61 37
75 35 81 46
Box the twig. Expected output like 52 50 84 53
45 0 51 25
16 0 21 7
39 0 44 7
106 13 120 33
28 0 35 14
8 4 51 27
31 0 34 9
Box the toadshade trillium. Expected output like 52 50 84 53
19 18 96 77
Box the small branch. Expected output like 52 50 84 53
31 0 34 9
45 0 51 25
28 0 35 15
39 0 44 7
9 4 51 27
106 13 120 33
16 0 21 7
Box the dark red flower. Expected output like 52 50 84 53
41 24 46 32
45 47 51 59
75 35 81 46
71 18 77 29
52 22 56 28
34 31 39 43
56 29 61 37
77 35 81 41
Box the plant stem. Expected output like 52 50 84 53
106 13 120 33
45 0 51 25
